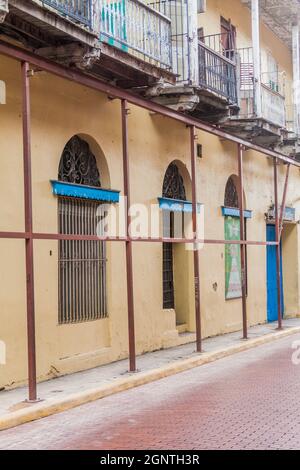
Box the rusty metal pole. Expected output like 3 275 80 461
279 163 290 238
121 99 136 372
21 61 37 401
190 126 202 352
273 158 283 330
237 144 248 339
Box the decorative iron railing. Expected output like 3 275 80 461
198 41 238 104
99 0 172 69
42 0 92 27
148 0 190 81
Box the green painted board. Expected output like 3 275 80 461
225 216 242 300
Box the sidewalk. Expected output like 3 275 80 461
1 318 300 431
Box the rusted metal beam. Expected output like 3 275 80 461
0 40 299 167
21 61 37 402
279 163 290 238
273 159 283 330
0 231 29 239
0 231 279 245
32 233 128 242
238 144 248 339
121 99 136 372
190 126 202 353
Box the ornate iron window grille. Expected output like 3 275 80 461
58 135 101 187
58 136 107 324
224 176 239 208
162 162 187 201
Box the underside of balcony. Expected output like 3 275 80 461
0 0 175 89
220 117 285 147
278 135 300 161
150 83 238 121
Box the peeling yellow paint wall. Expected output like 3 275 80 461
0 27 299 390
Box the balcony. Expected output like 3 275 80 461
221 47 291 147
43 1 173 70
192 33 238 122
151 29 239 121
198 37 237 105
99 0 172 70
1 0 175 88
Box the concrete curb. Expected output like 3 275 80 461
1 326 300 431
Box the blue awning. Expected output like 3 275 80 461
158 197 202 213
222 206 252 219
51 180 120 203
267 205 295 222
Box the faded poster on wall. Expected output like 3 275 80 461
225 216 242 299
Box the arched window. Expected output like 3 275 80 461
224 176 239 208
162 162 187 201
58 136 107 324
162 163 186 309
58 135 101 187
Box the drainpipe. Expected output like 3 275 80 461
292 23 300 136
187 0 199 86
251 0 262 117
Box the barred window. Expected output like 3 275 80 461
58 136 107 324
162 163 186 309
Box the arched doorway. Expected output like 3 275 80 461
57 135 107 324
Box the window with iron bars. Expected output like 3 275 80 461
162 162 186 309
58 136 107 324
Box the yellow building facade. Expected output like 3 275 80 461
0 0 300 391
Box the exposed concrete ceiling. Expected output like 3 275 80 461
241 0 300 48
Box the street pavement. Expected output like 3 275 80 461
0 333 300 450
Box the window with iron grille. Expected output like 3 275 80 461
162 163 186 309
224 175 239 208
224 176 248 298
58 136 107 324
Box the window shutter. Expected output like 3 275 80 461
197 0 206 13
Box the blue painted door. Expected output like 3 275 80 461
266 225 284 322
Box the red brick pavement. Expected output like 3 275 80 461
0 334 300 450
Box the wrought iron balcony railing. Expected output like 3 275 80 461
99 0 172 69
42 0 92 27
199 32 236 62
198 41 238 104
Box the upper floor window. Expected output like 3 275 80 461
220 17 236 60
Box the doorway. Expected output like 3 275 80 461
266 224 284 322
